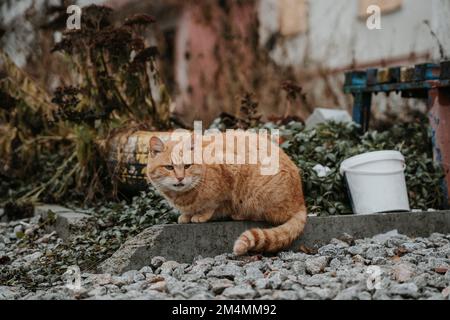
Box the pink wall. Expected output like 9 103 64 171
173 2 257 127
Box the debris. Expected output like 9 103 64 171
312 164 331 178
305 108 352 129
435 267 449 274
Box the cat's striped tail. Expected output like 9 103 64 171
233 208 307 255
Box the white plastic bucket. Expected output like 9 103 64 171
339 150 410 215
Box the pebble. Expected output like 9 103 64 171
210 278 234 294
150 256 166 269
222 284 255 299
390 283 419 298
393 262 415 283
305 256 329 275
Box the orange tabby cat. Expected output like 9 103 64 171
146 132 307 255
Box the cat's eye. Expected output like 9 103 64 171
164 165 174 171
184 164 191 169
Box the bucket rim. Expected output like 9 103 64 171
339 150 405 175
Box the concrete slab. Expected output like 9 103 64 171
99 210 450 274
34 205 76 216
36 205 91 241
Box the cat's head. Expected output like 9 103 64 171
146 136 203 193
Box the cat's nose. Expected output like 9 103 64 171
176 177 184 182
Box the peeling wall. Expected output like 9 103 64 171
431 0 450 60
260 0 440 69
258 0 450 119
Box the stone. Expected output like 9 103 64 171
22 251 43 265
208 263 243 279
352 254 366 265
334 285 361 300
412 274 428 288
189 292 214 300
151 256 166 269
305 256 328 275
133 273 145 282
121 270 139 282
280 280 296 290
159 260 180 275
393 263 415 283
254 278 269 290
139 266 153 274
148 280 167 293
210 278 234 294
372 230 401 244
291 261 306 274
13 225 24 236
305 286 334 300
357 291 372 300
37 206 92 241
364 246 387 260
330 238 350 247
300 273 336 287
427 273 448 289
267 271 287 289
347 246 363 256
318 244 342 257
86 273 112 286
0 286 24 299
172 264 188 280
372 289 391 300
222 284 256 299
277 251 308 261
245 267 264 280
442 287 450 298
371 257 387 265
390 283 419 298
88 286 107 297
272 290 298 300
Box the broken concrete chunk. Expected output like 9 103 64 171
35 205 91 241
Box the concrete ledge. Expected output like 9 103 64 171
35 205 91 241
99 210 450 274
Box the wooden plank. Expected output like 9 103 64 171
366 68 378 86
440 61 450 80
400 66 415 82
389 67 402 83
344 71 367 87
414 63 440 81
377 67 390 84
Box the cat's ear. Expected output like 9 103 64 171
149 136 164 157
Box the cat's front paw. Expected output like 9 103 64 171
178 214 191 224
191 215 207 223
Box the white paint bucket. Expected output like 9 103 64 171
339 150 410 215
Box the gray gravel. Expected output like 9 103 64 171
1 217 450 300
